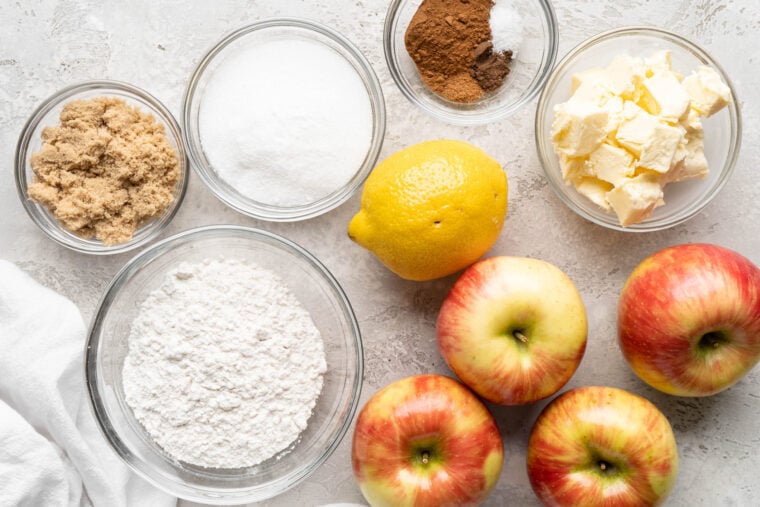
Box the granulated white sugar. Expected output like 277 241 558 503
491 1 523 57
199 38 373 207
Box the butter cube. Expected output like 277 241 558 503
644 50 672 77
679 108 704 135
606 174 664 226
551 101 609 157
637 123 685 173
588 143 635 186
559 154 590 182
682 66 732 117
661 136 709 184
574 177 613 211
621 100 646 120
605 54 645 99
616 106 660 156
638 71 690 122
605 96 625 136
569 69 616 108
571 68 607 93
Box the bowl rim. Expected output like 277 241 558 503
535 25 743 232
182 17 386 222
383 0 559 126
84 224 364 503
14 79 189 254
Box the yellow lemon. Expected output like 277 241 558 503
348 139 507 281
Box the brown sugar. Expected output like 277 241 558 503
27 97 180 245
404 0 513 103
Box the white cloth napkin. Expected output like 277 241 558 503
0 260 175 507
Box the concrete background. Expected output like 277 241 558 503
1 0 758 505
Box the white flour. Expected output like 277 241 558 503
122 258 326 469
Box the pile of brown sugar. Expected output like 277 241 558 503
405 0 513 103
28 97 180 245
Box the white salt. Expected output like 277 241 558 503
199 38 373 207
490 0 523 57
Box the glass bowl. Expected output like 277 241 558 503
85 225 363 504
183 18 386 221
384 0 558 125
536 26 742 232
14 80 188 254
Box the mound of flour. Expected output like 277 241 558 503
122 258 326 469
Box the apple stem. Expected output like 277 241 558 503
698 331 728 352
514 331 528 344
596 459 617 475
421 451 429 465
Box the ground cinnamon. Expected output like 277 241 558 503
405 0 513 103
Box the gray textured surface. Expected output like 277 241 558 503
1 1 759 506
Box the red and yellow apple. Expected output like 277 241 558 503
351 374 503 507
618 243 760 396
436 256 588 405
527 386 679 507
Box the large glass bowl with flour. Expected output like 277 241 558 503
85 226 363 504
183 18 386 221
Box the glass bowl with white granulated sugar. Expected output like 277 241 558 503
183 18 386 221
85 225 363 504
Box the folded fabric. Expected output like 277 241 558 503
0 260 174 507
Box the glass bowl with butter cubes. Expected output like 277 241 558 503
536 26 741 232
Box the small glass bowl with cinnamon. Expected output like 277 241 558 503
384 0 558 125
